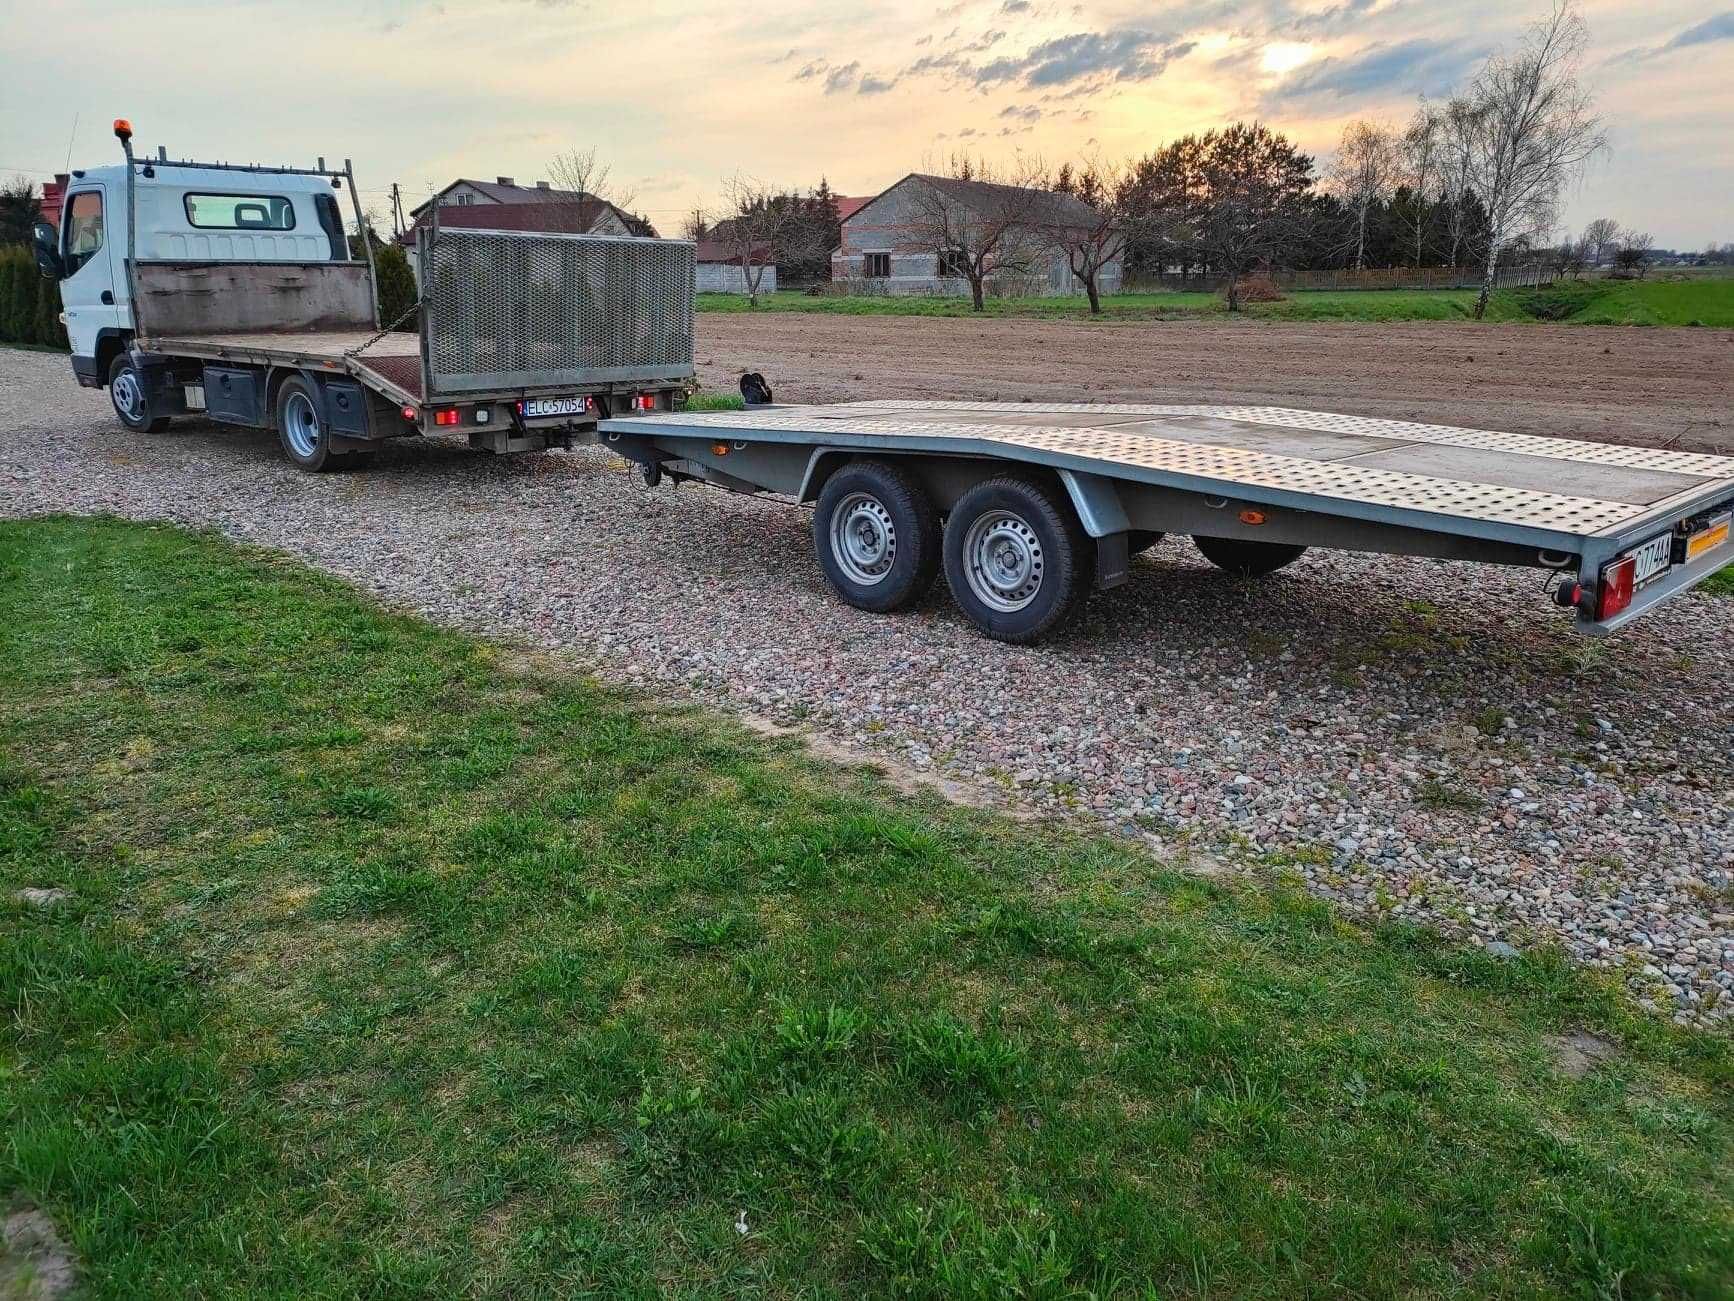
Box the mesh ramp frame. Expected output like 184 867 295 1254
419 227 695 399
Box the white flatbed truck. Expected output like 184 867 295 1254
32 120 693 469
596 400 1734 643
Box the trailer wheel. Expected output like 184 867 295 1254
108 354 170 433
944 476 1092 643
814 460 941 612
275 376 354 472
1192 535 1308 577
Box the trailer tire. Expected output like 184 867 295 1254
276 375 348 472
108 354 170 433
814 460 941 612
1192 535 1308 577
944 476 1092 644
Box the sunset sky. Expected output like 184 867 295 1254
2 0 1729 249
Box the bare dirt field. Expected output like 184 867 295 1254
694 314 1734 454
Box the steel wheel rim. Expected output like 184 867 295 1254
284 392 321 458
830 491 897 586
963 509 1043 612
111 368 145 424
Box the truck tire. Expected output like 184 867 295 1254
944 476 1092 643
1192 535 1308 577
108 353 170 433
814 460 941 612
276 375 350 472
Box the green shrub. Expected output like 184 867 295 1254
0 245 68 349
373 243 417 332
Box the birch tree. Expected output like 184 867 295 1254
1452 1 1606 318
1329 120 1402 270
1402 104 1442 268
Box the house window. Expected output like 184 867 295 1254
863 251 890 278
454 194 474 205
938 250 970 279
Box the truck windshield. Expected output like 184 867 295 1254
184 193 297 230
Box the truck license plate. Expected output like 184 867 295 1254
523 396 586 418
1624 532 1673 589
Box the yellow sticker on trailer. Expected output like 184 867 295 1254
1687 515 1730 562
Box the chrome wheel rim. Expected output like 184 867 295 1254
284 392 321 459
830 492 897 586
963 509 1043 612
111 368 145 424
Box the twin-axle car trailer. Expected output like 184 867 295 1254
594 400 1734 643
33 121 694 470
34 123 1733 643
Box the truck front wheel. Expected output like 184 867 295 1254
814 460 941 612
108 354 170 433
944 476 1092 644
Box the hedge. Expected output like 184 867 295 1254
0 246 70 350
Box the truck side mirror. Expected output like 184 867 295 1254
33 222 63 280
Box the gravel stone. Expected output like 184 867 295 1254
4 345 1731 1027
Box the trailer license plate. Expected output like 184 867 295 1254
1624 533 1673 589
523 397 585 418
1685 513 1730 564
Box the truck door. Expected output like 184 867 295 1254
59 186 121 367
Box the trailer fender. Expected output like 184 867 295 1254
797 448 852 504
1056 470 1131 539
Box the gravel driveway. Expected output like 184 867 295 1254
4 342 1731 1026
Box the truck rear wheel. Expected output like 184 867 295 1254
108 354 170 433
276 376 358 472
814 460 941 612
1192 535 1308 577
944 476 1092 643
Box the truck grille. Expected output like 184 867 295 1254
419 227 695 397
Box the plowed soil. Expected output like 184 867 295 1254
695 314 1734 453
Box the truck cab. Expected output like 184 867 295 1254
46 159 356 391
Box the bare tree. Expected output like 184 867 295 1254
902 155 1052 311
717 174 807 306
1438 97 1481 270
1047 159 1125 314
546 147 637 234
680 208 710 243
1402 103 1443 268
1580 216 1620 269
1329 119 1402 270
1452 1 1606 318
1189 123 1315 311
1613 228 1654 277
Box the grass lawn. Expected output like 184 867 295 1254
3 517 1732 1297
698 276 1734 328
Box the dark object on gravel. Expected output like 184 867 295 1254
740 372 774 406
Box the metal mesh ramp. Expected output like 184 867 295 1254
419 227 694 397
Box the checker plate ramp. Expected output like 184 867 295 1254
623 401 1734 544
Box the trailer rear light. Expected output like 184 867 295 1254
401 405 417 421
1595 554 1636 621
434 408 461 427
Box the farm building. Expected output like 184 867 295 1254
407 177 654 237
694 237 776 294
832 174 1121 298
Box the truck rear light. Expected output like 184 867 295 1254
1595 554 1636 620
434 408 460 427
635 393 657 411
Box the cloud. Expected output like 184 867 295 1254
1266 36 1484 103
1282 0 1378 36
792 59 827 81
858 74 899 95
998 103 1044 121
972 29 1194 88
1614 11 1734 62
824 61 862 93
1000 0 1031 11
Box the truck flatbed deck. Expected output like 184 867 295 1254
142 330 425 405
599 399 1734 642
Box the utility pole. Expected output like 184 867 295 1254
389 183 406 238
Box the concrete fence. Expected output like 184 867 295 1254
1124 265 1557 293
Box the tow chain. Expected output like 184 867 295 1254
343 297 424 358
